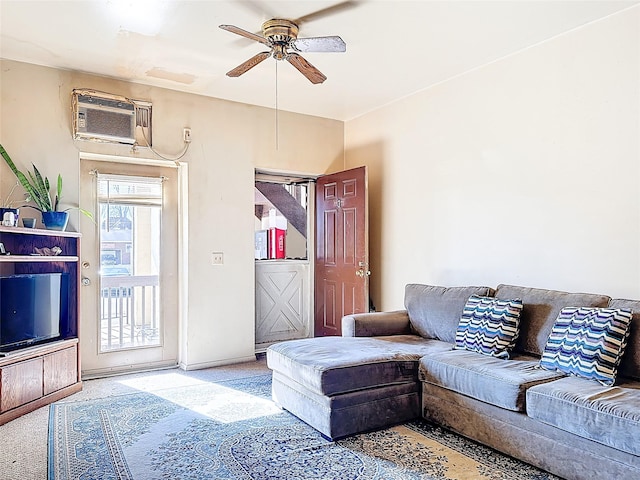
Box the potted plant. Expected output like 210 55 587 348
0 143 91 231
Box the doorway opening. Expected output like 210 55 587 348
80 158 180 378
253 166 369 342
254 171 316 350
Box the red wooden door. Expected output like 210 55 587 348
314 166 369 336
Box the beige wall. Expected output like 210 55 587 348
346 7 640 310
0 60 344 369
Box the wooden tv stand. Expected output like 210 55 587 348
0 225 82 425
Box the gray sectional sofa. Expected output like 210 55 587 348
267 284 640 480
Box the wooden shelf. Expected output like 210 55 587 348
0 225 80 259
0 255 79 263
0 225 80 238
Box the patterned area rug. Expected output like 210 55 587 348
49 374 559 480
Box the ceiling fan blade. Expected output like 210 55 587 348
286 53 327 84
292 36 346 53
219 25 270 47
226 51 271 77
293 1 360 26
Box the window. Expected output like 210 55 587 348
97 174 163 351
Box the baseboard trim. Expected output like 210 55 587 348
178 354 257 371
82 361 178 380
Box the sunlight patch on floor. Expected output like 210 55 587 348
116 373 280 423
116 372 208 391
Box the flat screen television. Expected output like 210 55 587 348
0 273 69 352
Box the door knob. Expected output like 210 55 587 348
81 277 91 286
356 268 371 278
357 261 370 277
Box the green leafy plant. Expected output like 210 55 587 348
0 143 92 218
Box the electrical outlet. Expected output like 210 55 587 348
183 127 192 143
211 252 224 265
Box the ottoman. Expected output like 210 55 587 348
266 334 452 439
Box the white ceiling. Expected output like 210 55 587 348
1 1 637 121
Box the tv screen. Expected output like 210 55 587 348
0 273 68 352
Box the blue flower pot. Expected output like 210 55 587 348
42 211 69 231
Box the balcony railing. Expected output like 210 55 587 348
100 274 160 351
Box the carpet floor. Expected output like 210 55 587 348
47 366 561 480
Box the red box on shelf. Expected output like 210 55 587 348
268 228 286 259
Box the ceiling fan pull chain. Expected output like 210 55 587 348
275 60 279 150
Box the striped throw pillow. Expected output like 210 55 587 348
454 295 523 359
539 307 633 386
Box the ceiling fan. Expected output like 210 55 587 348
219 19 346 84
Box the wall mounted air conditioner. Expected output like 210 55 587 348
72 89 152 145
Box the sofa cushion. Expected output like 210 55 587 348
494 284 610 356
267 335 453 396
419 349 564 411
539 307 633 386
527 376 640 456
404 284 494 342
454 295 523 359
609 298 640 381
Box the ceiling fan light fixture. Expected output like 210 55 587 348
219 17 345 84
272 44 287 61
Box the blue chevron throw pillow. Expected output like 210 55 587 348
539 307 633 386
454 295 523 359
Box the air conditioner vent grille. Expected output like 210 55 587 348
72 89 152 146
83 108 134 139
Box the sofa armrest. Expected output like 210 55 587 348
342 310 412 337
